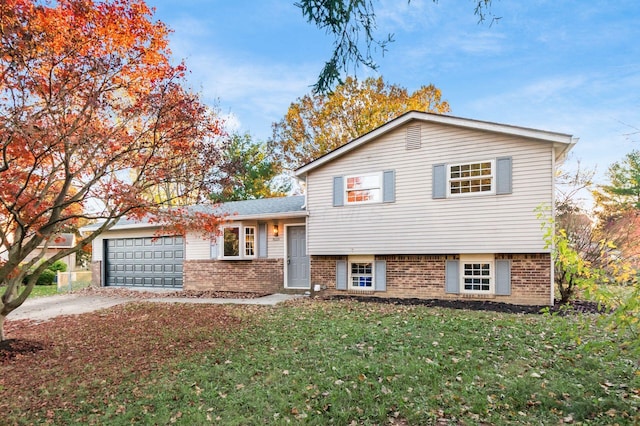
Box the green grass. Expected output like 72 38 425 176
61 301 638 425
27 284 58 297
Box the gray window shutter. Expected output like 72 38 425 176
258 223 267 258
495 259 512 295
333 176 344 207
383 170 395 203
375 260 387 291
432 164 446 199
445 260 459 294
496 157 512 195
210 239 218 259
336 260 347 290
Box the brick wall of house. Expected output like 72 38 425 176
183 259 284 293
312 253 552 306
496 253 551 305
310 255 347 290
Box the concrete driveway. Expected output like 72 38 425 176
7 293 303 322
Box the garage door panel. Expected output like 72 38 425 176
104 236 184 288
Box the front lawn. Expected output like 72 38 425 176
1 300 638 425
27 284 59 298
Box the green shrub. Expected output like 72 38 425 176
36 269 56 286
48 260 67 273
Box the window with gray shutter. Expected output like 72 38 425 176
495 156 513 195
333 176 344 207
382 170 395 203
445 260 459 293
375 260 387 291
336 260 347 290
432 164 446 199
495 259 512 295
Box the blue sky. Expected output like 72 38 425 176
150 0 639 193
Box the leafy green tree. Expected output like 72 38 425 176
538 207 597 304
297 0 496 93
594 150 640 214
270 76 450 170
212 133 290 202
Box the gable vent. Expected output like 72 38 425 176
406 125 421 150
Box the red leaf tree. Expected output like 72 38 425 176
0 0 224 339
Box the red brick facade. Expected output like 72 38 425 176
312 253 552 306
183 259 284 293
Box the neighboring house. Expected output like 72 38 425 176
2 233 76 270
89 111 577 306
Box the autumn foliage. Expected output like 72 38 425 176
0 0 224 338
270 76 450 170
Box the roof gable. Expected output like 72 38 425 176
295 111 576 177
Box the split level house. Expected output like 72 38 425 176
89 111 577 306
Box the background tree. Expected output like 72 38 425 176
593 150 640 269
297 0 496 93
270 76 450 170
590 151 640 357
542 155 639 355
211 133 290 202
0 0 224 340
544 160 637 303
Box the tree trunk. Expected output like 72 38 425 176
0 314 5 341
1 277 35 341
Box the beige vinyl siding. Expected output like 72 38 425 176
185 233 213 260
268 221 285 259
92 228 162 262
270 218 306 259
306 122 554 255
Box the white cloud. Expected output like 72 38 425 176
180 51 318 139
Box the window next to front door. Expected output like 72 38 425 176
221 225 256 259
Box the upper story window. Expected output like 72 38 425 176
449 160 494 196
222 225 256 259
345 173 382 204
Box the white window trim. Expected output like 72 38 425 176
344 172 383 205
448 159 495 197
348 255 375 290
219 224 257 260
244 226 256 257
459 254 494 294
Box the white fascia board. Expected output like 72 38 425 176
82 222 160 232
554 137 579 164
85 211 308 232
221 211 308 222
295 111 575 176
